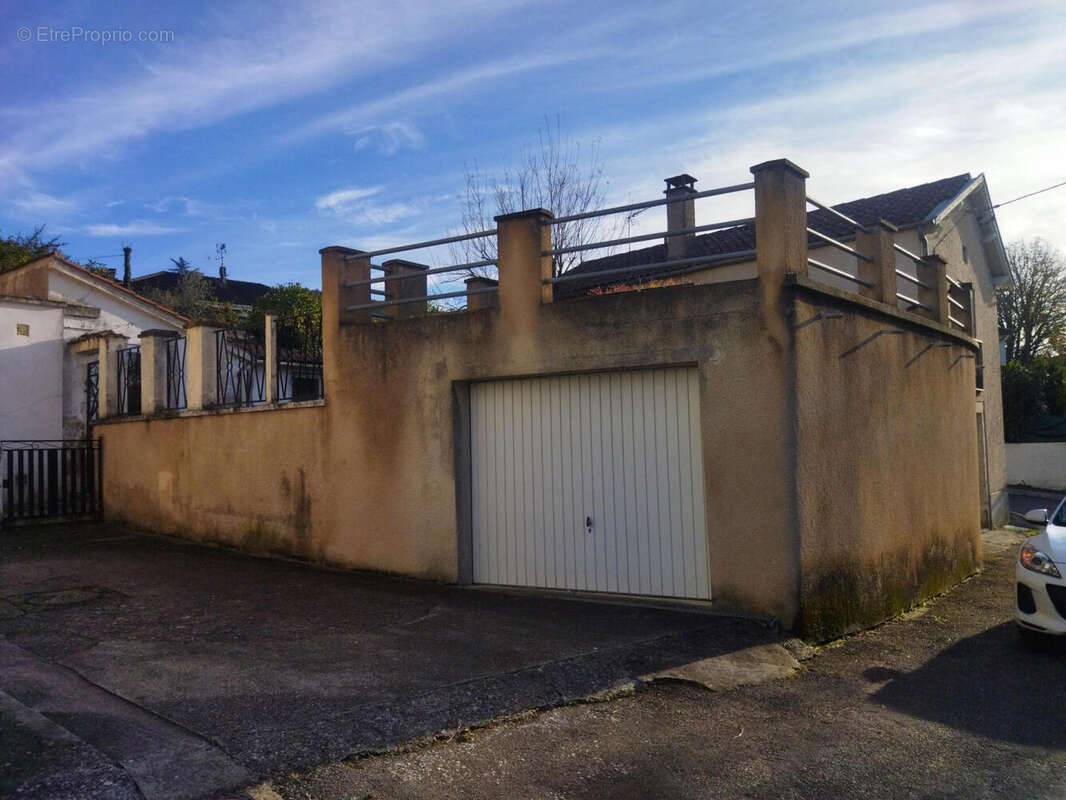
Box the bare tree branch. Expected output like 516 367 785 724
455 117 623 278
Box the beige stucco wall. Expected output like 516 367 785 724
903 213 1008 526
791 285 982 640
0 260 50 299
99 279 805 624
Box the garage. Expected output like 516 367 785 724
469 367 710 600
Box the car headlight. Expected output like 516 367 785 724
1021 543 1062 578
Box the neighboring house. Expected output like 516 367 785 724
563 172 1010 527
0 251 186 441
131 268 272 315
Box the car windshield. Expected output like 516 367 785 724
1053 498 1066 527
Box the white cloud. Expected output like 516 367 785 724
86 220 186 236
0 0 535 179
351 121 424 155
315 185 417 228
12 192 75 214
145 196 211 216
315 186 384 214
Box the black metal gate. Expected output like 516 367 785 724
1 440 102 527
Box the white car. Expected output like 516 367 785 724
1016 500 1066 638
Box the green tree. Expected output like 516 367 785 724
0 226 64 273
246 283 322 348
997 238 1066 362
1001 357 1066 441
142 269 212 319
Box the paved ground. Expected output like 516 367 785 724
267 528 1066 800
0 523 785 799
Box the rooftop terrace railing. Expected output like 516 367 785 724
802 193 973 332
542 182 756 288
342 229 500 314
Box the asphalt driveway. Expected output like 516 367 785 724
0 523 780 799
268 528 1066 800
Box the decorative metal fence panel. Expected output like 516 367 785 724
166 336 187 410
86 361 99 424
276 313 323 402
1 440 102 526
117 345 141 416
216 328 266 407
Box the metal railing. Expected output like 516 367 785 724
86 361 98 424
804 197 872 290
804 196 975 328
165 336 187 410
342 230 500 313
806 256 873 289
543 181 756 289
117 345 141 416
547 182 754 225
216 328 266 408
1 440 102 526
276 313 323 402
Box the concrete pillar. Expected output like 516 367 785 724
751 158 808 343
382 259 429 319
185 322 220 411
264 312 278 404
917 254 947 325
96 334 126 419
495 208 554 324
137 330 177 414
855 220 898 305
465 276 499 310
321 246 371 327
920 254 949 326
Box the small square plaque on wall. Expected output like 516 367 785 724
16 323 29 336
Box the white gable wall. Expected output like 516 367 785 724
48 270 182 340
0 300 64 441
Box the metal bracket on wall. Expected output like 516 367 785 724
838 328 904 359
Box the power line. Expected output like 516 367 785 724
992 180 1066 209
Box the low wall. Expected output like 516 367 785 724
1007 443 1066 492
792 281 981 640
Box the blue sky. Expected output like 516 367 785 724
2 0 1064 290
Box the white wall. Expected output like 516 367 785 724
48 268 183 437
1007 443 1066 492
0 301 64 441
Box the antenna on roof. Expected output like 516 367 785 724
216 242 227 284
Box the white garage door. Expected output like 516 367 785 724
470 367 710 600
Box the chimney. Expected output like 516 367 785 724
664 174 697 260
122 246 132 287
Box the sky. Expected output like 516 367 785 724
2 0 1065 290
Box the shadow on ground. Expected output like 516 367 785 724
872 621 1066 748
0 523 785 798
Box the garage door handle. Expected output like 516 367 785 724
585 516 593 533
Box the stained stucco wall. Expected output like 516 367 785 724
791 284 981 640
98 279 803 625
902 214 1008 526
96 262 983 636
